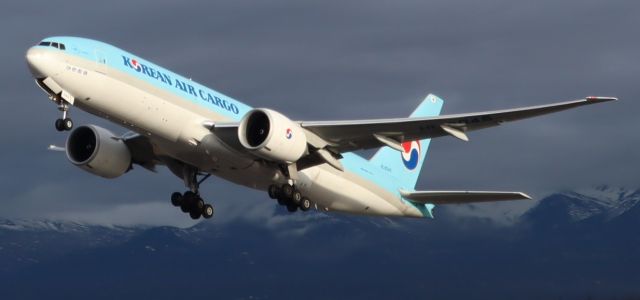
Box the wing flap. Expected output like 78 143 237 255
400 190 531 204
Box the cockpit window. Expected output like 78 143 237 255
38 41 66 50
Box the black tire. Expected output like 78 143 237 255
193 197 205 212
180 202 190 213
292 190 302 205
299 198 312 211
202 204 214 219
281 184 294 199
286 204 298 213
62 118 73 131
180 191 195 213
55 119 64 131
189 210 201 220
170 192 182 207
268 185 279 199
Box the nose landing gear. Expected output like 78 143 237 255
54 101 73 132
54 118 73 131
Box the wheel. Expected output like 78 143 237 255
268 185 279 199
170 192 182 207
55 119 64 131
292 190 302 205
286 204 298 213
180 191 195 213
180 202 190 213
281 184 294 199
192 197 205 212
62 118 73 131
202 204 214 219
299 198 312 211
189 210 201 220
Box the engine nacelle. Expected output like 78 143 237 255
66 125 132 179
238 109 307 163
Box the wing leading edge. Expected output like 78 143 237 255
301 96 616 153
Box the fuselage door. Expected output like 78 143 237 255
94 49 108 74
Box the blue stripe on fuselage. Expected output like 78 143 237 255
39 36 429 216
42 36 252 121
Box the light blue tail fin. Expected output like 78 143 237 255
369 94 444 190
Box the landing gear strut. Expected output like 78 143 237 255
54 101 73 132
269 183 313 213
170 171 214 220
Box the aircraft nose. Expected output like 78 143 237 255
26 47 47 78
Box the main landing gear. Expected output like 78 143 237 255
170 191 214 220
170 172 214 220
54 101 73 132
268 183 312 213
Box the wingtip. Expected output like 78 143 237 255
519 192 533 200
586 96 618 103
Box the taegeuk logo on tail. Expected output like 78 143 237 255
401 141 421 170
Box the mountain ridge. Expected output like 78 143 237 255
0 186 638 299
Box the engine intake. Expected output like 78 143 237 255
66 125 132 178
238 109 307 163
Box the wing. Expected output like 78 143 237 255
301 96 616 153
400 190 531 204
121 132 162 172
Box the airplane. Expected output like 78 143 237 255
25 36 616 220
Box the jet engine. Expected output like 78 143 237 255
66 125 132 178
238 109 307 163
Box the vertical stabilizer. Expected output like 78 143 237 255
369 94 444 190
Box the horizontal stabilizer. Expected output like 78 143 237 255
400 190 531 204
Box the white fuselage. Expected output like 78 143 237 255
26 39 426 218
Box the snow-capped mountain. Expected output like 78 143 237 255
0 219 141 274
559 185 640 221
522 185 640 226
0 187 639 299
0 219 141 233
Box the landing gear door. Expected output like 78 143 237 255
94 49 108 74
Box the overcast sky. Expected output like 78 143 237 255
0 0 637 227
